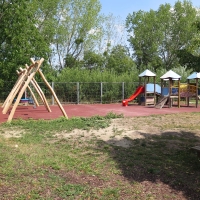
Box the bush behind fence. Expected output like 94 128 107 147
0 82 139 104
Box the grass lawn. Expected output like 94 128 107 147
0 112 200 199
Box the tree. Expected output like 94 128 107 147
177 49 200 71
49 0 102 70
95 14 128 55
0 0 52 83
105 45 136 74
126 0 199 71
176 14 200 71
126 9 163 72
83 51 105 70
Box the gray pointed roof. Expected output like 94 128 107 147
187 72 200 79
160 70 181 80
139 69 156 77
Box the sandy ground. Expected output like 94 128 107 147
53 113 200 148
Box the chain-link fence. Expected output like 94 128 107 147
0 82 140 104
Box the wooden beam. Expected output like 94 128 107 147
178 79 180 108
38 69 68 118
27 85 39 107
31 78 51 112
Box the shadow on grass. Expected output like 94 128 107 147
96 130 200 199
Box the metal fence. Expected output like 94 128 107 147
0 82 140 104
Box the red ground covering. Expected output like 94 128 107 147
0 103 200 123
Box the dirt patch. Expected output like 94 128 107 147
0 128 24 138
54 113 200 148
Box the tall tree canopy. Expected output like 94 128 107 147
106 45 136 74
126 0 199 72
0 0 55 86
50 0 102 70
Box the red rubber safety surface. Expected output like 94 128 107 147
0 103 200 124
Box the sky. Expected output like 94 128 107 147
100 0 200 20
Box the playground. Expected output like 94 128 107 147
1 63 200 123
1 62 200 199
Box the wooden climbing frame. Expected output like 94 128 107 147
2 58 68 122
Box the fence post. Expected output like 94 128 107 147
122 82 124 100
100 82 103 104
77 82 79 104
51 82 55 105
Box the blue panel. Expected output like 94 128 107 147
161 87 169 96
172 88 178 94
146 83 161 94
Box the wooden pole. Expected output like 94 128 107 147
168 79 171 108
178 79 180 108
187 79 189 107
30 80 44 105
32 78 51 112
144 77 147 106
38 69 68 118
138 77 141 105
27 85 39 107
196 78 198 108
154 76 156 105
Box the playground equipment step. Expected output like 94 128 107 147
155 96 168 109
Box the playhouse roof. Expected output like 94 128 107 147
160 70 181 80
139 69 156 77
187 72 200 79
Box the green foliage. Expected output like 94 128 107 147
83 51 105 70
155 65 193 83
177 49 200 71
56 184 86 198
106 45 136 74
56 67 139 83
0 0 51 77
126 0 199 71
126 9 162 72
53 67 140 103
0 0 56 97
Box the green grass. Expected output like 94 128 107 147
0 112 200 199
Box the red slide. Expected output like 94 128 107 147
122 86 144 106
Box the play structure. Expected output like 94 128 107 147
122 69 161 106
122 69 200 108
155 70 200 109
2 58 68 122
